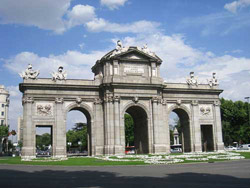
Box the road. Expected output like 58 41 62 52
0 160 250 188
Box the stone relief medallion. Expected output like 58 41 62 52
36 103 53 116
199 105 212 116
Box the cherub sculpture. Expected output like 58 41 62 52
52 66 67 81
207 73 219 87
19 64 39 79
186 72 198 86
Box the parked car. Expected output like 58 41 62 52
125 146 136 154
238 144 250 150
225 146 237 151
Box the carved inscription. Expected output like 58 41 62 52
36 103 53 116
124 65 144 74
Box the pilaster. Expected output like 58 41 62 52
21 97 36 160
54 97 67 158
191 100 202 152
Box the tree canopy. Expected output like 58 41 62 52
66 122 88 151
220 98 250 146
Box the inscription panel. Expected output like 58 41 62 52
124 64 144 74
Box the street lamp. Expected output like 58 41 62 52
245 97 250 126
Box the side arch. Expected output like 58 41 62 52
121 101 151 154
121 101 150 119
64 102 94 156
167 104 192 152
64 102 94 121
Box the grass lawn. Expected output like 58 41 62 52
0 156 145 166
0 151 249 166
236 152 250 159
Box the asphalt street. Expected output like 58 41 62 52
0 160 250 188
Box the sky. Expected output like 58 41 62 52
0 0 250 138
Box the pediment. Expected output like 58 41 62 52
114 48 162 63
100 47 162 63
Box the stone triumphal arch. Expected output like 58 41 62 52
19 42 224 159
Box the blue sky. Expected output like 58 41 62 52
0 0 250 137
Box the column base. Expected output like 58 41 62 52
94 146 104 155
54 147 66 157
153 144 170 154
193 144 202 152
21 146 35 159
216 142 225 151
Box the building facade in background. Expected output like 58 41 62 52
0 85 9 127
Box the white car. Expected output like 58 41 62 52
226 146 237 151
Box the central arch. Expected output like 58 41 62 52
65 104 93 156
124 105 149 154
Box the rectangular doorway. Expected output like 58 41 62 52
201 125 214 152
36 126 53 157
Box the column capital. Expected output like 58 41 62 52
214 100 221 106
22 97 34 105
55 97 64 104
191 100 199 106
94 98 103 104
114 95 120 102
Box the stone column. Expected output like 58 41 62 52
152 97 167 153
104 96 115 154
54 98 67 158
21 97 36 160
93 98 104 155
162 99 170 153
114 96 123 154
214 100 224 151
191 100 202 152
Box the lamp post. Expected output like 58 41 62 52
245 97 250 126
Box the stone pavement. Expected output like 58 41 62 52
0 160 250 188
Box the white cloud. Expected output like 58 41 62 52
0 0 72 33
0 0 159 34
4 50 105 79
224 0 250 13
67 4 96 28
120 33 250 100
100 0 128 10
86 18 160 33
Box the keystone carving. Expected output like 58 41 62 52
133 96 139 103
76 97 82 106
176 99 182 106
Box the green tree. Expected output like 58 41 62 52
0 126 9 153
66 123 88 151
125 113 134 146
220 98 250 146
36 133 51 150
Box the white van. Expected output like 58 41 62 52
239 144 250 150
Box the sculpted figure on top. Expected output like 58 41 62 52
19 64 40 80
137 44 156 57
207 72 219 87
186 72 198 86
110 40 129 57
52 66 67 81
